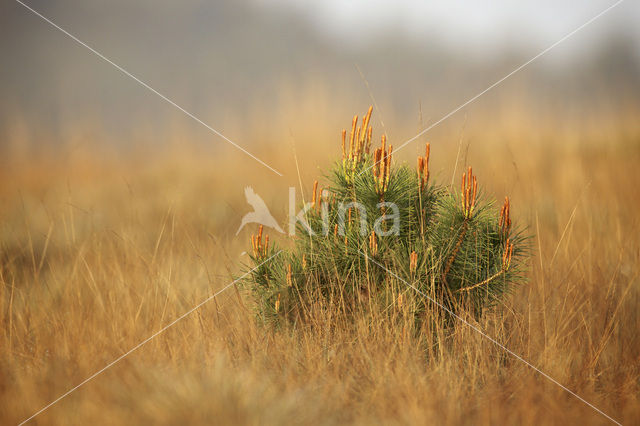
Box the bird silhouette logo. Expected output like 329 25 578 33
236 186 284 235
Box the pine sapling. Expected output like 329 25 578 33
243 107 531 325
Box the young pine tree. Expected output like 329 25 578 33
243 107 530 325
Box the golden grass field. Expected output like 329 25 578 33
1 101 639 425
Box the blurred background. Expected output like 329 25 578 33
3 3 640 424
1 0 639 162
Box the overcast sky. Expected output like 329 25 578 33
257 0 640 58
2 0 639 143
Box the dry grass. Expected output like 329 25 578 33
1 104 639 425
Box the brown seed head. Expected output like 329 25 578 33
500 196 512 236
502 238 514 270
286 264 292 287
472 176 478 206
369 230 378 256
410 251 418 273
312 180 318 205
349 115 358 158
385 145 393 183
361 106 373 145
316 187 323 212
374 148 382 177
460 167 478 218
424 143 430 183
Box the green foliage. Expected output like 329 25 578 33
243 116 531 326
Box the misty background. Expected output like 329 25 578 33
1 0 639 151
